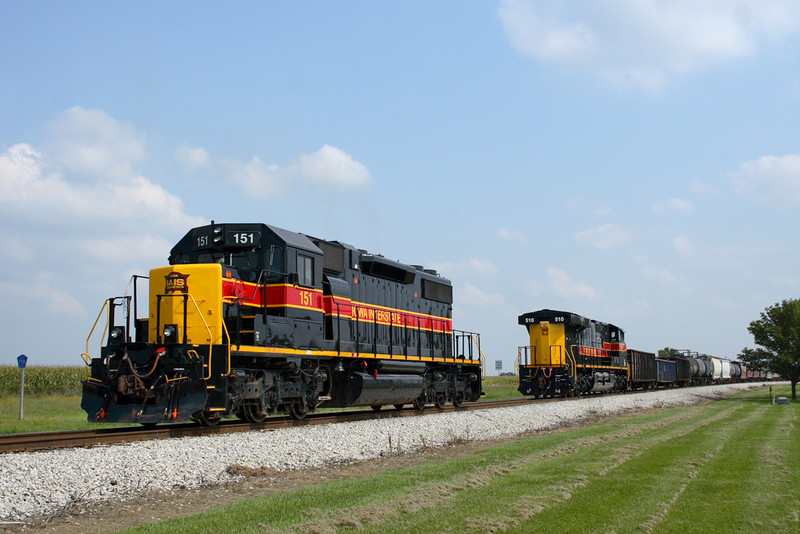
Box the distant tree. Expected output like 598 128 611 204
739 299 800 400
657 347 680 359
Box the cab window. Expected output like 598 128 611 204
298 254 314 286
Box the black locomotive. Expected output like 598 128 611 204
517 308 756 398
80 222 483 425
517 309 628 397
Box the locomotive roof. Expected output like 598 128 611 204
178 223 446 282
518 309 624 332
267 224 322 254
171 222 323 256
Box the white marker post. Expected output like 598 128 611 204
17 354 27 420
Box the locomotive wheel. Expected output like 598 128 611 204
413 396 425 411
452 390 464 408
192 410 222 427
287 402 308 420
434 393 446 409
371 405 382 411
242 404 268 424
393 404 405 410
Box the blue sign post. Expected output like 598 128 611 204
17 354 27 420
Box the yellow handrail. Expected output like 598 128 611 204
471 334 487 378
157 293 221 380
219 314 232 378
81 300 111 380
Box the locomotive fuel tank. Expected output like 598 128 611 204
589 372 615 393
345 372 425 406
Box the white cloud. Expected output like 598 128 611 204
497 228 526 242
223 145 370 198
176 144 211 170
547 268 599 299
574 223 631 249
298 145 370 188
0 235 34 262
499 0 800 91
592 202 613 218
651 197 694 213
0 279 84 317
459 282 505 306
0 141 201 230
688 180 713 194
1 107 203 233
0 143 45 202
46 106 146 182
730 154 800 207
432 259 498 276
644 266 678 284
221 156 288 197
673 235 695 257
0 107 206 328
79 234 175 264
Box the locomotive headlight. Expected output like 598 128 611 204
213 225 224 243
109 327 124 340
163 325 176 339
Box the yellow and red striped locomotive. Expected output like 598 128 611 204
81 222 483 425
517 309 628 397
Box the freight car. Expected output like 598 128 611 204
656 358 677 387
81 222 483 425
628 349 656 390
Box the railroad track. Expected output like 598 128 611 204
0 397 539 454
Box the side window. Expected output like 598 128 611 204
298 254 314 286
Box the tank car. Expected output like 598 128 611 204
81 222 483 425
730 361 742 381
517 310 628 397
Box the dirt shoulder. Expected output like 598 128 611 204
1 439 502 534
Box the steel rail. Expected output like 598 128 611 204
0 397 543 454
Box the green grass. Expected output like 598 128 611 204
480 375 522 400
0 373 521 435
114 385 798 534
0 395 129 433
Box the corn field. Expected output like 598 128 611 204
0 366 83 396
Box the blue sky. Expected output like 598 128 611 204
2 1 799 370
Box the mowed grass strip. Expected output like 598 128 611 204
655 392 800 533
369 402 744 533
116 386 797 534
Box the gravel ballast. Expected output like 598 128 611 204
0 383 770 521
